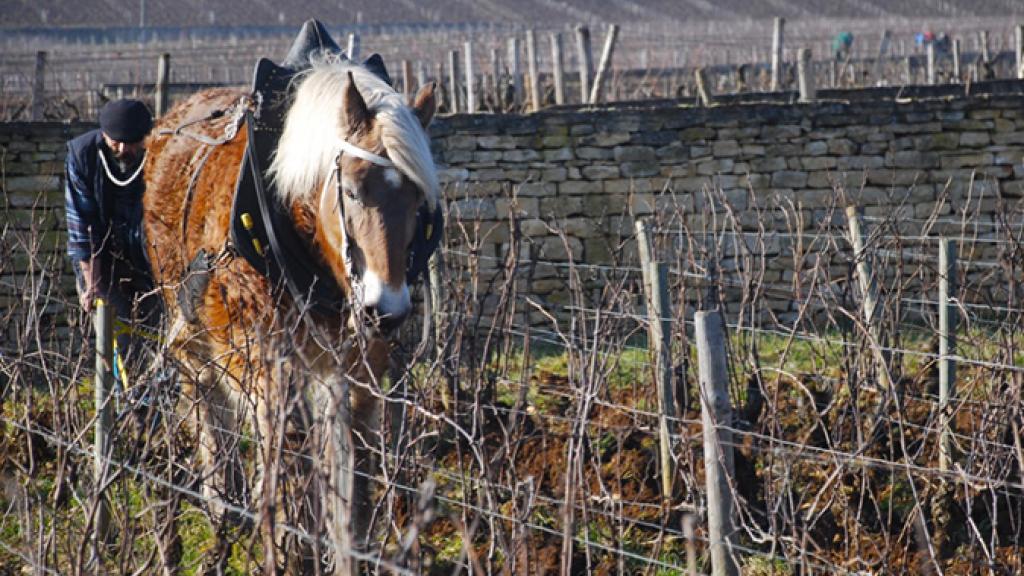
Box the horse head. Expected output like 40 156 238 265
270 58 439 334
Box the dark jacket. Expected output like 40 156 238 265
64 128 150 288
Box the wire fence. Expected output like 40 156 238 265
3 182 1024 574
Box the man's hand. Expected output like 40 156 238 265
78 259 103 312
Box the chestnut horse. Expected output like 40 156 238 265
142 56 437 572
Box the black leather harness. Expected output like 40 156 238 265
222 20 443 320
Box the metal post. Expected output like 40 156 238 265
938 239 957 472
770 16 785 91
696 310 738 576
155 53 170 117
550 32 565 105
93 299 113 548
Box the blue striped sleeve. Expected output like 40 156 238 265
64 152 102 262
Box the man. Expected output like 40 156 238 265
65 98 161 380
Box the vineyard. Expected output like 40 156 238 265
3 8 1024 576
3 16 1024 123
3 180 1024 573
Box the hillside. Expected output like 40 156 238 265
3 0 1023 29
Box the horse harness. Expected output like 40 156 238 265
168 55 442 325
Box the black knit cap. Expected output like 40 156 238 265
99 99 153 143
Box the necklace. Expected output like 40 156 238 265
98 149 147 187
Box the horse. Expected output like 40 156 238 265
141 54 438 572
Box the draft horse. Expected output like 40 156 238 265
142 53 438 572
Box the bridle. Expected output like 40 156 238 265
319 138 396 295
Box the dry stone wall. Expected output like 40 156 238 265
431 85 1024 322
3 82 1024 345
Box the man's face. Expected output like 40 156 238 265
101 132 145 164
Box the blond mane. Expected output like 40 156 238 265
268 55 438 211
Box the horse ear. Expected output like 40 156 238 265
343 71 371 135
411 81 437 128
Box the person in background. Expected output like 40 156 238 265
64 98 163 389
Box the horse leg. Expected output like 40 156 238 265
324 338 388 570
192 361 252 573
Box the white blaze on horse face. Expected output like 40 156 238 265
358 269 411 322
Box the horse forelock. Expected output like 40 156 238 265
268 57 438 212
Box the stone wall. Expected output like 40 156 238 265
3 82 1024 345
431 83 1024 322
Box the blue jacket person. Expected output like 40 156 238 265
65 99 162 372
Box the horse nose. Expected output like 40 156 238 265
357 271 412 332
367 304 410 333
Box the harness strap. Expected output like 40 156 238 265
336 138 393 167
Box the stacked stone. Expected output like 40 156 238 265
430 92 1024 322
4 85 1024 337
0 123 91 347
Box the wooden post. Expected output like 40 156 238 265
574 25 593 104
683 514 697 576
874 30 891 83
589 24 619 104
490 48 502 109
435 62 445 111
695 67 711 106
447 50 460 114
696 310 738 576
525 29 541 112
926 42 937 85
938 239 957 472
797 48 815 102
952 39 961 82
155 53 170 117
980 30 990 64
507 36 523 109
429 251 445 355
464 41 476 113
636 220 675 502
347 33 360 60
770 16 785 91
93 299 113 548
845 205 891 390
550 32 565 105
31 51 46 121
402 59 413 100
1016 25 1024 79
647 261 675 502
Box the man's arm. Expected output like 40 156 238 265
64 145 105 311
